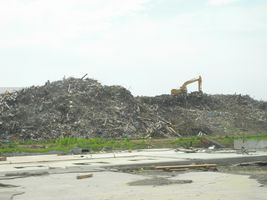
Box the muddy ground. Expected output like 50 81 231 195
219 163 267 186
124 164 267 187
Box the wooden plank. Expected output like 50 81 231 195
76 173 93 180
155 164 217 170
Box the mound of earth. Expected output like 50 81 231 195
0 77 266 140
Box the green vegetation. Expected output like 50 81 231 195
1 134 267 155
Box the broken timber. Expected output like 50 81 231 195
155 164 217 171
76 173 93 180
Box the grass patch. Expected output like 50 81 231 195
0 134 267 155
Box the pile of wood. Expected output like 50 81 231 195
155 164 217 171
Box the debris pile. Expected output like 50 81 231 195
0 78 179 140
0 77 267 140
138 93 267 135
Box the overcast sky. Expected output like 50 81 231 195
0 0 267 100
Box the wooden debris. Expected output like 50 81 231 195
76 173 93 180
155 164 217 171
163 168 190 171
4 102 10 110
80 73 88 80
201 137 225 148
0 157 7 161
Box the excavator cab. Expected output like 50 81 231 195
171 76 202 96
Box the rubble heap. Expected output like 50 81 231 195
138 93 267 135
0 78 179 140
0 77 267 140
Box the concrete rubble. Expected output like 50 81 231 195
0 77 267 140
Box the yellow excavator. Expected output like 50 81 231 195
171 76 202 96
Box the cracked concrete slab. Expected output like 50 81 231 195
0 149 266 199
